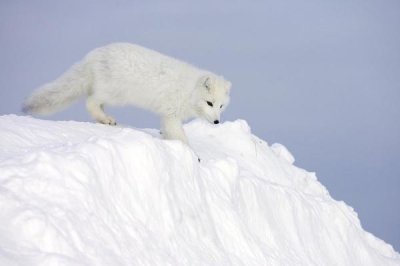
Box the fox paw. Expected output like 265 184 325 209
98 116 117 126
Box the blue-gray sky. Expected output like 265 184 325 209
1 0 399 251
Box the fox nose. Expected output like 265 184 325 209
214 120 219 124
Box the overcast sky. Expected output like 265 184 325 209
1 0 399 251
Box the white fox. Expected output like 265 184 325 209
23 43 231 146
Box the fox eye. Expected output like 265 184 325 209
206 101 213 107
220 105 223 108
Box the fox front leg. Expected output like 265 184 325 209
160 116 201 162
160 116 188 144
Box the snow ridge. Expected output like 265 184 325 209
0 115 399 266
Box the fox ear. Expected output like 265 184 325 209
222 80 231 95
226 81 232 93
203 76 212 91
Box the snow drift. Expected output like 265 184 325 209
0 115 399 266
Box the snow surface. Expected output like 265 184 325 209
0 115 399 266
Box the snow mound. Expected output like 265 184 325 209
0 115 399 266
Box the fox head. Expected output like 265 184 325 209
193 75 231 124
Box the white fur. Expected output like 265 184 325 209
23 43 231 146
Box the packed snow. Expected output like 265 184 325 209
0 115 399 266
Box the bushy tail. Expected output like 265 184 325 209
22 61 91 115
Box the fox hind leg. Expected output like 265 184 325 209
86 97 116 125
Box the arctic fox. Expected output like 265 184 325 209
23 43 231 146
